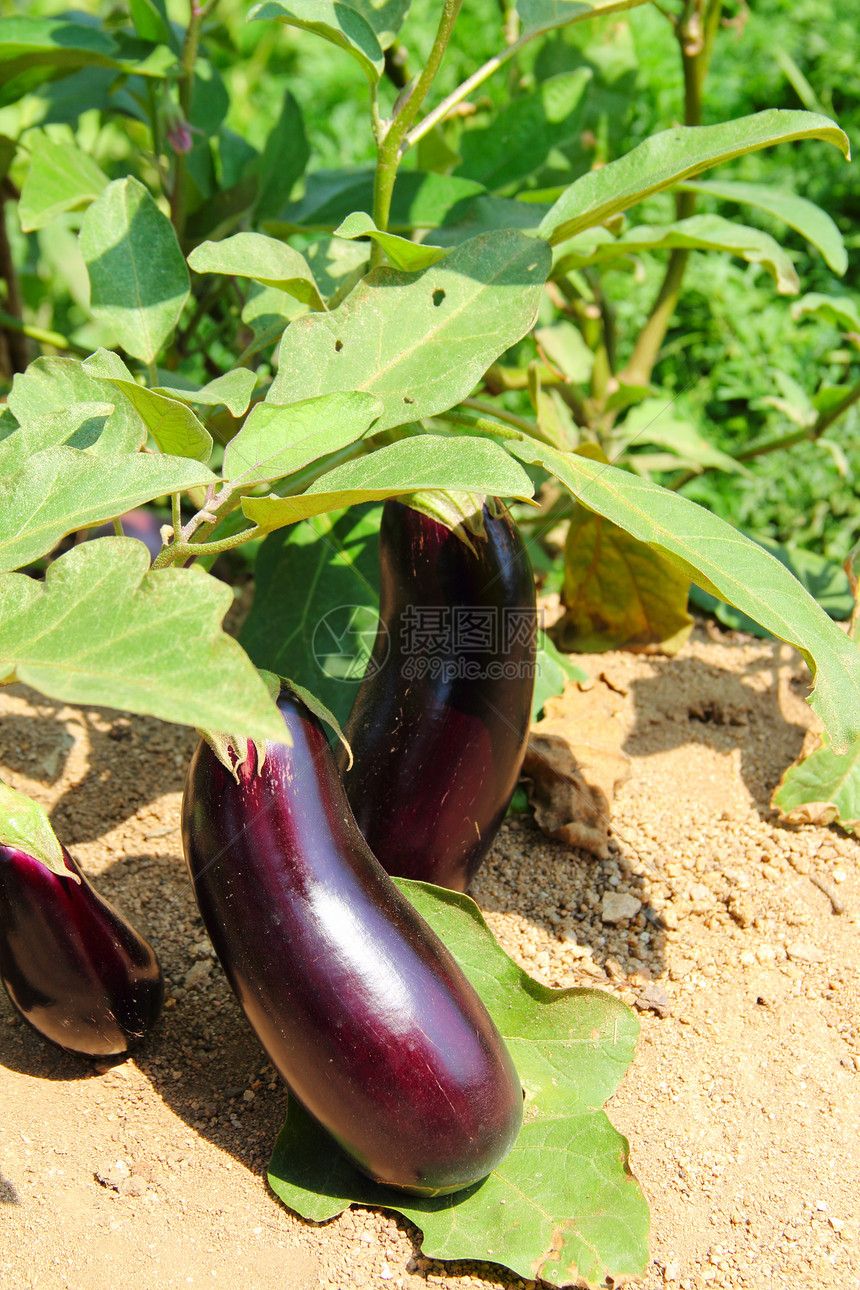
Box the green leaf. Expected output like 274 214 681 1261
273 169 486 235
333 212 447 271
676 179 847 275
188 233 325 310
517 0 649 38
455 69 592 193
224 392 383 487
557 504 693 653
98 379 213 462
305 236 370 301
18 133 108 232
239 503 384 727
267 230 551 431
80 176 190 363
154 369 258 418
532 630 588 720
243 435 534 533
268 878 648 1287
566 215 800 293
347 0 411 48
0 447 215 573
791 292 860 333
0 403 115 476
506 434 860 753
248 0 384 84
0 15 171 109
128 0 174 47
0 781 67 879
538 110 850 245
254 90 309 220
0 538 287 742
535 321 594 384
614 398 749 475
7 357 145 456
772 731 860 832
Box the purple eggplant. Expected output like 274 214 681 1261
337 498 536 892
0 844 163 1058
181 688 523 1196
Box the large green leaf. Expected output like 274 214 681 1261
772 731 860 832
188 233 325 309
0 539 287 741
557 504 693 653
224 392 383 487
556 214 800 293
677 178 847 275
0 15 173 109
455 69 592 193
7 356 145 455
0 447 215 573
18 133 108 232
240 504 385 727
538 110 850 245
267 230 551 430
506 434 860 753
80 176 190 363
242 435 534 532
0 403 116 476
248 0 384 84
0 781 66 879
517 0 648 38
268 878 648 1287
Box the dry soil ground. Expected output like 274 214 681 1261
1 621 858 1290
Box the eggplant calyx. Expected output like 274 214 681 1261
399 490 489 550
0 780 77 882
197 729 258 782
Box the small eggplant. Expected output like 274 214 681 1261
0 844 164 1058
338 498 536 892
181 688 523 1196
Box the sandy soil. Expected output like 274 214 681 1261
1 621 858 1290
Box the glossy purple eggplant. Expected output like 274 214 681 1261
337 498 536 892
0 844 163 1057
181 688 523 1196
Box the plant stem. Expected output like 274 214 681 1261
151 522 263 569
0 182 30 375
406 29 534 150
0 310 88 356
371 0 464 247
621 0 721 387
458 397 560 447
169 1 209 243
113 517 125 537
171 491 183 542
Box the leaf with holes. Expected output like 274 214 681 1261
267 230 551 431
80 177 190 363
0 539 286 741
268 878 647 1288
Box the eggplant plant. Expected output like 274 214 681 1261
0 0 858 1279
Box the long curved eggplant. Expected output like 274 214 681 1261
0 844 163 1058
337 498 536 892
181 688 523 1196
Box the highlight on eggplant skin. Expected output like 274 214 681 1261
0 844 164 1058
181 688 523 1197
338 498 537 893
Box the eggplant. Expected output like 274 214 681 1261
337 498 536 892
0 844 163 1058
181 688 523 1196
